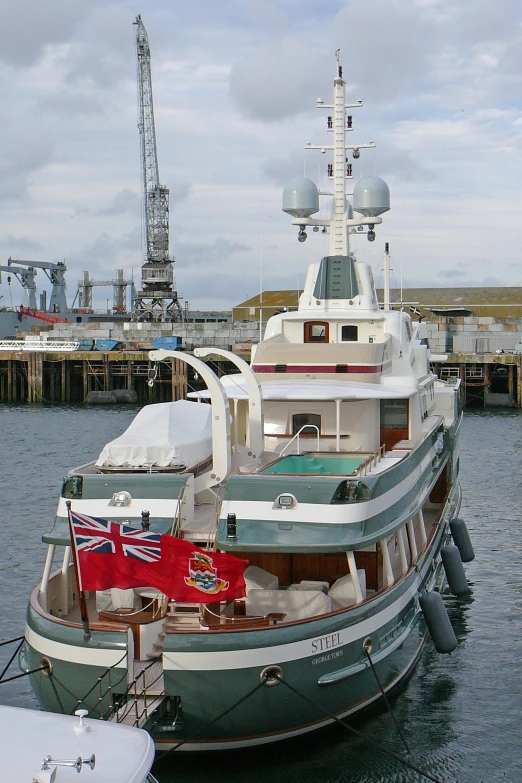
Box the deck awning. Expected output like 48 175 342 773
188 375 418 402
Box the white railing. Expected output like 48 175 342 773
0 341 80 352
279 425 320 456
355 444 386 476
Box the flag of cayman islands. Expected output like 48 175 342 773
70 510 162 591
69 509 248 600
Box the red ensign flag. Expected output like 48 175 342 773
70 510 247 602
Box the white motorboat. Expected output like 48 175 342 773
0 704 156 782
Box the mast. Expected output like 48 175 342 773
283 54 389 253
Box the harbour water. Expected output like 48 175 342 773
0 404 521 782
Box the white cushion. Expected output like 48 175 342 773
246 589 331 623
328 570 367 610
287 580 330 594
96 588 139 612
244 566 279 593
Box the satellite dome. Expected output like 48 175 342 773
353 176 390 218
282 177 320 218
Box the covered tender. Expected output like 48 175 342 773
95 400 212 469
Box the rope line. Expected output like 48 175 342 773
275 675 445 783
0 664 50 684
48 672 67 714
155 680 266 764
364 647 410 754
0 639 24 682
0 636 24 648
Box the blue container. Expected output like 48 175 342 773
77 339 95 350
152 337 181 350
96 339 120 351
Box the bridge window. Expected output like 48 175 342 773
304 321 329 343
341 325 358 341
292 413 321 435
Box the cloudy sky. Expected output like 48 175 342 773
0 0 521 313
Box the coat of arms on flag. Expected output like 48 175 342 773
184 551 230 595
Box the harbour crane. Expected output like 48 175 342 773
132 15 183 323
0 264 37 309
7 258 67 312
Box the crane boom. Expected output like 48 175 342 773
134 15 170 269
8 257 67 312
0 265 37 309
132 15 182 322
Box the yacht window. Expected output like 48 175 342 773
380 399 408 429
304 321 329 343
62 475 83 499
292 413 321 435
341 325 358 341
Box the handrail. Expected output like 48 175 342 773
279 424 320 456
355 444 386 477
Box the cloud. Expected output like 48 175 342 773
438 269 466 279
95 189 141 217
0 136 54 202
169 182 192 205
0 0 93 68
261 153 311 186
41 93 106 117
229 39 330 121
334 0 432 102
0 235 44 253
176 238 250 269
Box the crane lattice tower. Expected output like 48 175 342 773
132 15 183 323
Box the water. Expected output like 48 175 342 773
0 404 521 782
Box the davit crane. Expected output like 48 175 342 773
6 258 67 312
132 15 183 323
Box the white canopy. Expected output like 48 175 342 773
96 400 212 468
187 374 418 402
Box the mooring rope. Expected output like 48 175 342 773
0 638 24 682
363 645 410 754
0 663 50 684
155 679 267 764
273 673 444 783
48 672 67 714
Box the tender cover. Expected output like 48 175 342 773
96 400 212 468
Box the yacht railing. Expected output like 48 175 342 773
279 425 320 456
171 484 187 538
355 445 386 477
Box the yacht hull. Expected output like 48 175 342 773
23 480 458 750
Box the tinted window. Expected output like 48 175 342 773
341 325 358 341
292 413 321 434
380 399 408 429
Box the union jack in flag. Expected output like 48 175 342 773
70 510 161 563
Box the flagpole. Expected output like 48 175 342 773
66 501 91 641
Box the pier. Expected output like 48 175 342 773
0 349 188 404
1 344 522 408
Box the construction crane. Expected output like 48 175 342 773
7 258 67 312
0 265 37 309
132 15 183 323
